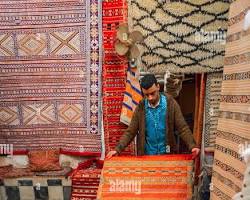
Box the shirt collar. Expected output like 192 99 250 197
147 94 161 108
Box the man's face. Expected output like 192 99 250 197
142 83 160 106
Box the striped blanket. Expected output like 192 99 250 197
211 0 250 199
97 155 193 200
120 66 143 125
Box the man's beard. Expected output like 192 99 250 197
149 100 157 106
149 94 160 106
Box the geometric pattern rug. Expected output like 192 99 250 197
128 0 230 73
71 168 102 200
211 0 250 199
102 0 136 156
204 72 223 151
97 155 194 200
0 0 102 153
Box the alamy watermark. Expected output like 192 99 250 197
0 144 13 156
195 29 226 44
109 179 141 195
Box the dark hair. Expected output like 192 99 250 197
140 74 158 89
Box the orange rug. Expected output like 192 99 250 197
102 0 136 156
97 155 193 200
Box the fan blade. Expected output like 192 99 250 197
129 45 140 59
115 41 129 56
129 31 143 43
117 23 129 42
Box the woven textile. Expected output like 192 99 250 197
71 168 102 200
193 74 206 147
97 155 194 200
204 72 223 151
71 159 103 200
193 74 206 184
1 167 34 179
102 0 135 155
35 167 72 177
211 0 250 199
128 0 230 73
164 73 184 98
28 150 61 172
120 66 143 125
0 165 13 180
0 0 102 152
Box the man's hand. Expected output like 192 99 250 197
191 148 200 159
106 150 117 159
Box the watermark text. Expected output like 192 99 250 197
0 144 13 156
109 179 141 194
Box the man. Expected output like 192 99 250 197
107 74 200 158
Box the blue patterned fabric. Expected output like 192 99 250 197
144 94 167 155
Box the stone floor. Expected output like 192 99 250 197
0 177 71 200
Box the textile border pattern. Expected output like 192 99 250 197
102 0 135 155
97 155 193 200
211 0 250 199
0 0 102 153
204 72 223 151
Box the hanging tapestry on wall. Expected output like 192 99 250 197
128 0 230 73
0 0 102 153
211 0 250 199
102 0 136 155
204 72 223 151
97 155 193 200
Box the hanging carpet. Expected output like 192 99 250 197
128 0 230 73
0 0 102 153
204 72 223 151
211 0 250 199
102 0 136 155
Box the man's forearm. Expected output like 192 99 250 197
115 130 136 154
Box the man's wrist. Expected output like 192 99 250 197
115 144 124 154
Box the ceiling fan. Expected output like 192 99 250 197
114 23 143 61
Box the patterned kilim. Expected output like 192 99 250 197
102 0 135 155
120 66 143 125
97 155 194 200
71 159 103 200
211 0 250 199
71 168 102 200
128 0 230 73
204 72 223 151
0 0 102 152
